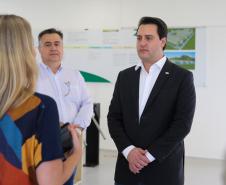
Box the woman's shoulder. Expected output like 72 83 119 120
34 92 57 108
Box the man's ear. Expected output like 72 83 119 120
161 37 167 49
38 45 41 52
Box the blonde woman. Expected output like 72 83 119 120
0 14 81 185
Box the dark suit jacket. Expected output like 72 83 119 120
107 59 196 185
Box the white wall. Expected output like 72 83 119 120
1 0 226 159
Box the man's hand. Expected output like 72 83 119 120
72 122 84 134
127 147 150 174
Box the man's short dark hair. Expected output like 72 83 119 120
136 17 168 40
38 28 63 41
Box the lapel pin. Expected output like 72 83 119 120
165 71 170 75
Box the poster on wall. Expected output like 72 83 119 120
165 28 195 70
35 27 206 86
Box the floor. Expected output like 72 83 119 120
79 150 226 185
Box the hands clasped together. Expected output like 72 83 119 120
127 147 151 174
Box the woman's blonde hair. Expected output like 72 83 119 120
0 15 38 118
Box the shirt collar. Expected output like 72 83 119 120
135 56 167 72
39 62 63 73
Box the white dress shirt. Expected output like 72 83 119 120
36 62 93 129
122 56 166 162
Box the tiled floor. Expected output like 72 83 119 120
79 150 226 185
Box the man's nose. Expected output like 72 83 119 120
139 38 147 46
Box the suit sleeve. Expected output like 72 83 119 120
148 71 196 162
107 72 133 152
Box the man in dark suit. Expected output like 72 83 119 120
107 17 196 185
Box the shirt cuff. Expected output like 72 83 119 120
122 145 135 160
145 151 155 162
73 117 92 129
